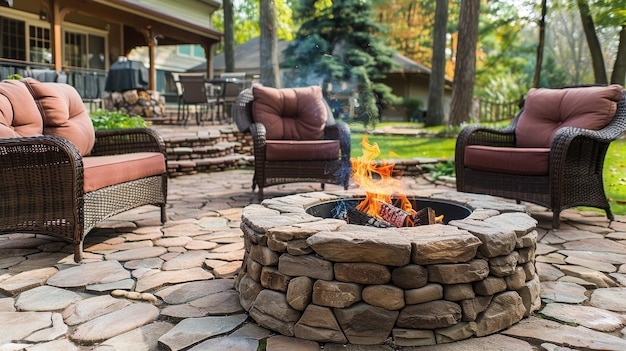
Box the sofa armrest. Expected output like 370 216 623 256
0 136 85 240
91 128 166 157
250 122 267 161
325 122 351 160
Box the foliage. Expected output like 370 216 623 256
7 74 23 80
89 110 151 130
422 160 456 179
282 0 399 112
212 0 296 50
403 97 424 119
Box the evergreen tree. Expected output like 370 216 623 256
283 0 398 127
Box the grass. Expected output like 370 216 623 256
349 122 626 216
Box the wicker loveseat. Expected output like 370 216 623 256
0 78 167 261
455 84 626 229
234 85 351 200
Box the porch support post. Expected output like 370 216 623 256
145 26 157 91
50 0 63 71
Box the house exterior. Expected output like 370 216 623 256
0 0 223 100
189 37 453 121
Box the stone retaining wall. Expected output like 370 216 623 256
235 191 541 347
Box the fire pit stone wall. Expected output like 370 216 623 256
235 190 541 347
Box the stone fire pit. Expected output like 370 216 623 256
235 190 541 347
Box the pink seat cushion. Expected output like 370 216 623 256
0 80 44 138
22 78 96 156
266 140 340 161
252 85 327 140
83 152 166 193
464 145 550 176
516 85 624 147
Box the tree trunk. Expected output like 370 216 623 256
260 0 280 87
611 25 626 85
426 0 449 127
223 0 235 73
576 0 607 84
532 0 547 87
449 0 480 126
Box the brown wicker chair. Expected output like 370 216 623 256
0 78 167 261
233 85 351 200
455 84 626 229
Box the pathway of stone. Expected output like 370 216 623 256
1 169 626 351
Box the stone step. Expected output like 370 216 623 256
168 141 242 161
167 154 254 177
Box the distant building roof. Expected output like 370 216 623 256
190 37 438 77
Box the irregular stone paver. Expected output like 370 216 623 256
62 295 132 326
71 303 160 342
0 297 15 311
540 281 587 303
541 302 626 332
187 335 259 351
266 335 320 351
0 311 53 343
104 247 168 261
87 278 135 292
589 287 626 312
0 267 57 295
157 314 248 351
23 339 80 351
15 285 82 311
135 267 214 292
46 260 130 288
25 312 67 342
161 250 208 271
92 321 174 351
503 316 626 350
156 279 234 304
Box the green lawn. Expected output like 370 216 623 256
351 128 626 216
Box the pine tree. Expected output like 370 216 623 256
283 0 398 127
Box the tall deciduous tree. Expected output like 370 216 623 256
223 0 235 72
449 0 480 126
532 0 547 87
426 0 449 126
260 0 280 87
576 0 607 84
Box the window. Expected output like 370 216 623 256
0 16 26 60
177 44 204 59
64 31 106 69
29 25 51 63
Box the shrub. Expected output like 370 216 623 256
89 109 151 130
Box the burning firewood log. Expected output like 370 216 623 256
347 208 392 228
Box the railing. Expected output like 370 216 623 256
0 59 106 105
476 98 522 123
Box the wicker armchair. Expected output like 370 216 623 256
233 85 351 200
0 78 167 261
455 84 626 229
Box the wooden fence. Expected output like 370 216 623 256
475 98 522 122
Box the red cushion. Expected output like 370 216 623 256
464 145 550 176
0 79 44 138
265 140 340 161
83 152 166 192
22 78 96 156
252 85 327 140
516 85 623 147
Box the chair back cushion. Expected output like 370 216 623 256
0 79 44 138
252 85 327 140
22 78 96 156
516 84 624 147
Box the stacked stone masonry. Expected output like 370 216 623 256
235 191 541 347
162 127 433 178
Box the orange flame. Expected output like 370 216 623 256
350 136 413 220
